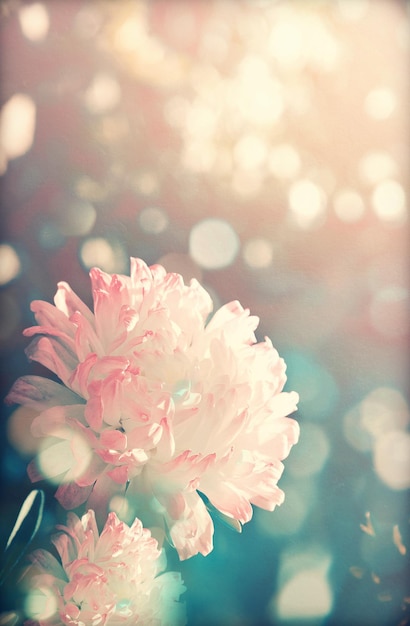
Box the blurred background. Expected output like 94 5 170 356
0 1 409 624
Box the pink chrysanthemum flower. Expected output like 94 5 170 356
7 258 299 559
24 510 186 626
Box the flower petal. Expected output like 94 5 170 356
6 376 81 411
25 336 78 386
55 281 94 324
55 482 94 510
166 491 214 560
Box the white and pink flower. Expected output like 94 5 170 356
7 258 299 559
24 509 186 625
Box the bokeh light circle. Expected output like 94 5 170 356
371 180 407 224
79 237 128 273
139 206 169 234
84 72 121 114
56 200 97 236
0 93 36 162
358 150 397 184
189 218 240 269
36 429 92 485
242 237 274 268
287 423 330 477
288 179 327 229
24 587 57 622
0 244 21 285
18 3 50 42
272 548 333 621
373 430 410 490
274 569 333 620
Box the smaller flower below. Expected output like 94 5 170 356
23 509 186 626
